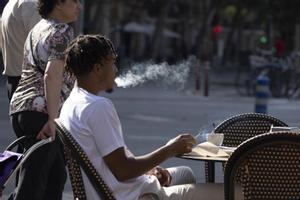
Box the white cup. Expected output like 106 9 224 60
207 133 224 146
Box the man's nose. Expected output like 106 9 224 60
78 1 83 11
113 64 118 73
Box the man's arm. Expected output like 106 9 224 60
104 134 195 182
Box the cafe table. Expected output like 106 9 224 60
177 147 235 183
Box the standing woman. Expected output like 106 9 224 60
9 0 81 199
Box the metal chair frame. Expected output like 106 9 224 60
0 136 53 196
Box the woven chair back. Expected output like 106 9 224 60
224 131 300 200
55 119 116 200
214 113 288 147
205 113 288 183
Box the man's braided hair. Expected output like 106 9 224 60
64 34 116 78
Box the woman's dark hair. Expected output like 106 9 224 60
65 34 116 78
38 0 65 19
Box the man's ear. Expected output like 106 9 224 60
55 0 64 10
93 63 102 75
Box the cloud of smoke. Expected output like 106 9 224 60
115 59 193 89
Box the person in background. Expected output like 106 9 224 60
274 34 286 58
0 0 8 13
59 34 226 200
1 0 41 101
1 1 40 191
9 0 81 199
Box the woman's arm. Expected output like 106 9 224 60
37 59 64 139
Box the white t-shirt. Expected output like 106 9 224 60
1 0 40 76
59 86 161 200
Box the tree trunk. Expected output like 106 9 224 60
221 3 242 65
192 0 216 60
149 0 172 60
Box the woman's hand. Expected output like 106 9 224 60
37 119 56 140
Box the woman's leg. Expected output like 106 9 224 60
43 139 67 200
11 111 66 200
6 76 21 102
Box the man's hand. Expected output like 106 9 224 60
156 166 171 186
37 119 56 140
147 166 172 187
165 134 196 156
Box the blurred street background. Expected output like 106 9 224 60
1 0 300 199
1 74 300 198
2 0 300 98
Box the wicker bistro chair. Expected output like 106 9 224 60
205 113 288 183
224 131 300 200
54 119 116 200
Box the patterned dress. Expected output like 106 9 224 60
10 19 75 115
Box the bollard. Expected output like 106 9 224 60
204 61 210 97
255 75 269 114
